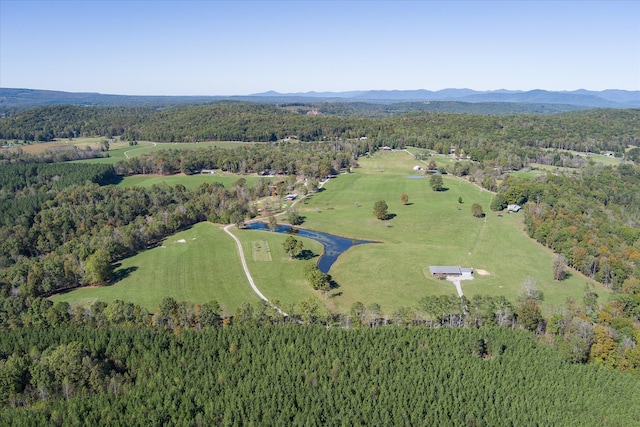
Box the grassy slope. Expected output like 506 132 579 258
51 223 262 315
10 137 109 155
52 222 326 315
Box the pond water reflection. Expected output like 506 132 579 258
243 222 373 273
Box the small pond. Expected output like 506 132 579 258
243 222 373 273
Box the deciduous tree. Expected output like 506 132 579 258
304 264 330 292
373 200 388 220
430 174 443 191
83 250 112 285
552 254 567 280
282 236 303 259
471 203 484 218
287 208 303 226
267 214 278 231
517 299 544 332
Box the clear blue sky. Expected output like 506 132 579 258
1 0 638 95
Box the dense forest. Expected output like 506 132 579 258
1 104 638 155
2 326 639 426
0 163 117 227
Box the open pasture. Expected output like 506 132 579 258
8 136 117 155
296 150 607 313
7 138 250 163
117 172 274 190
548 148 622 166
230 228 327 313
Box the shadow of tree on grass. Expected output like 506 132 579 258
296 250 318 260
111 265 139 284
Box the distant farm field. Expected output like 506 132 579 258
30 139 255 164
117 172 274 190
53 149 609 315
8 138 255 164
8 137 114 155
108 140 256 162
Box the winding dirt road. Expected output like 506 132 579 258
124 141 157 159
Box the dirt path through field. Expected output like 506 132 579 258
124 141 157 159
222 177 331 319
223 223 289 317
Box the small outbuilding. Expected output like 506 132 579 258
284 194 298 201
507 204 521 212
413 165 423 171
429 266 473 278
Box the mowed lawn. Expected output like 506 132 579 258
296 150 608 314
51 223 261 315
228 228 328 313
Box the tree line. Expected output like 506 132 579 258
112 141 358 179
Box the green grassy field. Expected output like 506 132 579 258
230 228 327 313
51 223 262 315
53 149 608 315
548 149 622 166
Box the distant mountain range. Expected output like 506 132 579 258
1 87 639 111
251 88 640 108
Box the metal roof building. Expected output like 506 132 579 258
429 266 473 276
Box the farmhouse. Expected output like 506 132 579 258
200 169 216 174
284 194 298 201
429 266 473 278
507 204 521 212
